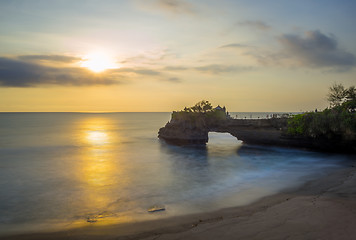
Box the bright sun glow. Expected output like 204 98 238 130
81 52 119 72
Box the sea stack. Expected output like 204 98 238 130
158 101 230 145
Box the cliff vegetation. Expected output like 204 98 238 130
287 84 356 147
171 100 229 128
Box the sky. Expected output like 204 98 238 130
0 0 355 112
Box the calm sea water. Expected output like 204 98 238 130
0 113 351 235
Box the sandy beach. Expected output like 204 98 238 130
1 160 356 240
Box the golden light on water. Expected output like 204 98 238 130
79 118 117 186
74 117 132 225
75 117 119 212
81 117 113 146
86 130 109 145
69 119 115 225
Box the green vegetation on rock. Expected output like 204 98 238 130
287 84 356 142
171 100 229 126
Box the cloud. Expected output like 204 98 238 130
135 0 195 15
228 30 356 70
195 64 253 75
239 20 270 30
0 54 256 87
120 49 176 66
115 68 161 76
134 69 161 75
164 66 188 71
162 64 253 75
166 77 181 82
163 64 254 75
219 43 250 49
157 0 193 14
17 55 81 63
0 57 123 87
0 54 188 87
278 30 356 69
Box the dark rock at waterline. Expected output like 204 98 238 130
158 120 208 145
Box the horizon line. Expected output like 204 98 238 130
0 111 302 113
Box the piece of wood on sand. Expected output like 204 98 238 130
148 206 166 213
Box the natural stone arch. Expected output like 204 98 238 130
158 118 290 146
158 117 327 150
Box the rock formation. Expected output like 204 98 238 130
158 113 291 147
158 102 355 152
158 117 209 145
158 113 355 152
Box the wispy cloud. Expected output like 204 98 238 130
0 57 122 87
219 43 250 49
0 55 184 87
135 0 195 15
166 77 181 82
162 64 254 75
164 64 255 75
120 49 176 66
116 68 161 76
156 0 194 14
164 66 188 71
224 30 356 71
278 30 356 69
17 55 81 63
238 20 270 30
195 64 253 75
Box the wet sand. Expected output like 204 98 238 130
2 163 356 240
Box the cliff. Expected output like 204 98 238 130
158 115 291 147
158 114 356 152
158 98 356 152
158 120 208 145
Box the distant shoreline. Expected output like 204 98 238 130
2 160 356 240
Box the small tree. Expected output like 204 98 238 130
200 100 213 113
327 83 356 107
345 86 356 101
187 100 213 113
327 83 346 107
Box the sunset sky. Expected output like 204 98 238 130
1 0 355 112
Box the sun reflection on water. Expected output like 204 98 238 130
72 117 136 226
86 130 109 145
76 117 122 216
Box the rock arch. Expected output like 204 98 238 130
158 118 290 146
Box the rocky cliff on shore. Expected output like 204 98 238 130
158 101 228 145
158 113 290 147
158 119 209 145
158 113 355 152
158 100 355 152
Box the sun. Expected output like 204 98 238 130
81 52 119 73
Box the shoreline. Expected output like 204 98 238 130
2 161 356 240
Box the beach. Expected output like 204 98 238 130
2 161 355 240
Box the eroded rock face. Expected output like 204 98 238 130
158 111 285 145
158 118 209 145
158 111 288 146
158 114 305 148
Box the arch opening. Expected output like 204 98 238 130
207 132 242 156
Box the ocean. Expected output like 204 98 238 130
0 112 351 235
